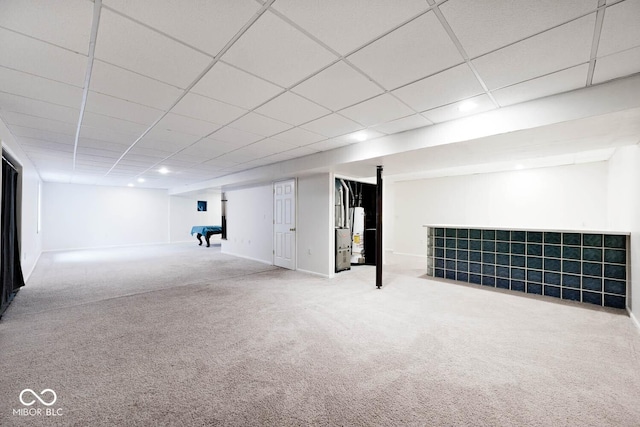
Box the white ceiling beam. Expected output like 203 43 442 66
169 73 640 195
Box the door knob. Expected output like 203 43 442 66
290 228 296 231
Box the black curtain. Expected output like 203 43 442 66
1 157 25 317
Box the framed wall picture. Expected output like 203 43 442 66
197 200 207 212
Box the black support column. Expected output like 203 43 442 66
376 166 383 289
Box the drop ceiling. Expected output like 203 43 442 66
0 0 639 190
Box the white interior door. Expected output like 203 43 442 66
274 179 296 270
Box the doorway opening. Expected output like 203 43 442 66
335 178 377 273
1 151 25 318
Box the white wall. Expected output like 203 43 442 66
169 192 220 243
221 183 273 264
42 183 169 251
297 174 332 276
606 146 640 324
1 134 42 281
391 162 610 257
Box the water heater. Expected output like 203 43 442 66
351 207 365 264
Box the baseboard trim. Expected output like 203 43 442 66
220 250 272 266
628 308 640 333
296 268 330 278
43 241 173 253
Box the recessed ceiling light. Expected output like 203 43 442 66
458 100 477 112
127 183 134 187
158 167 169 174
137 178 145 183
352 132 368 142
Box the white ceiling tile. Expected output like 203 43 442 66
109 164 146 174
228 157 269 169
0 27 87 87
0 66 83 109
192 62 283 110
169 152 205 164
85 91 163 126
301 114 363 138
94 9 212 88
29 154 72 166
171 93 246 126
0 0 93 54
271 127 326 146
598 0 640 56
493 64 589 107
201 138 247 155
27 150 72 163
421 94 496 124
347 11 464 90
246 138 299 155
222 10 337 88
9 125 75 144
228 112 293 137
76 145 123 157
79 126 137 145
339 94 415 127
90 60 183 110
213 150 258 164
207 126 263 148
335 129 386 144
178 138 235 159
117 157 157 168
258 151 298 163
472 14 596 90
202 157 240 169
292 61 384 111
155 112 220 137
74 162 111 172
305 138 352 152
159 158 200 169
75 158 112 169
441 0 597 58
82 111 149 135
282 145 321 157
78 136 128 152
17 137 74 152
142 128 199 147
220 161 254 171
127 145 174 159
103 0 259 56
593 46 640 84
371 114 433 134
0 111 77 134
0 92 79 123
392 64 485 112
255 92 331 126
273 0 429 55
138 127 200 152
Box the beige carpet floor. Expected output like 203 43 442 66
1 243 639 426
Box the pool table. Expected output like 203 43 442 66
190 225 222 247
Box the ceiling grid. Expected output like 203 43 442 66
0 0 638 188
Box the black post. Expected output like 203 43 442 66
376 166 383 289
221 192 227 240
